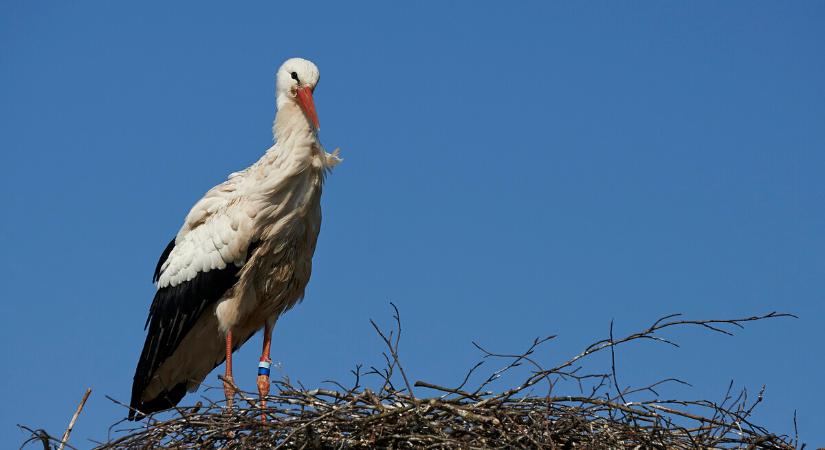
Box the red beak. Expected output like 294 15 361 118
295 86 320 131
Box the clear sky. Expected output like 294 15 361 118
2 1 823 447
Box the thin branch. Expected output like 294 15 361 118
58 388 91 450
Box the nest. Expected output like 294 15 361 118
22 309 801 449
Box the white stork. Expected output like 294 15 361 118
129 58 341 420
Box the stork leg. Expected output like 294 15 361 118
257 320 274 422
223 329 236 409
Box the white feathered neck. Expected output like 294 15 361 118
269 101 341 175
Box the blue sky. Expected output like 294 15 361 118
2 1 823 447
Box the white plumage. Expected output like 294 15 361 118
130 58 340 419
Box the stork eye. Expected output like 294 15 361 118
290 72 299 82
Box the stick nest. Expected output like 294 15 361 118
23 309 802 449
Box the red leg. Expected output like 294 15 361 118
223 329 235 409
257 321 274 421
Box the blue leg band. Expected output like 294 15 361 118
258 360 271 376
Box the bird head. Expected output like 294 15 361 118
275 58 321 131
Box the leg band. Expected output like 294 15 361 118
258 360 271 376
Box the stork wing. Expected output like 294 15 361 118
130 179 256 419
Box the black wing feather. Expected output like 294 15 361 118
129 238 244 420
152 238 176 284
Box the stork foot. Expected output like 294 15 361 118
223 375 236 410
257 358 272 422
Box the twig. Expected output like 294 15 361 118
369 303 416 401
58 388 91 450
